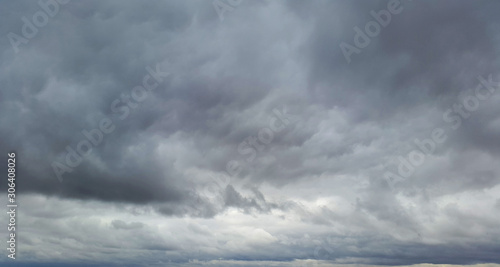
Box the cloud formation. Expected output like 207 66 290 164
1 0 500 266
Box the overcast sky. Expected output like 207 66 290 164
1 0 500 266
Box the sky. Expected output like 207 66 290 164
1 0 500 266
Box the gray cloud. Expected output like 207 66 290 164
1 0 500 266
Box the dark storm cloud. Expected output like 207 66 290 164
0 0 272 204
0 0 311 210
1 0 500 266
298 0 500 121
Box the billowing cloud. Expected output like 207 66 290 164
1 0 500 266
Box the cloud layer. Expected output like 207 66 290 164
1 0 500 266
